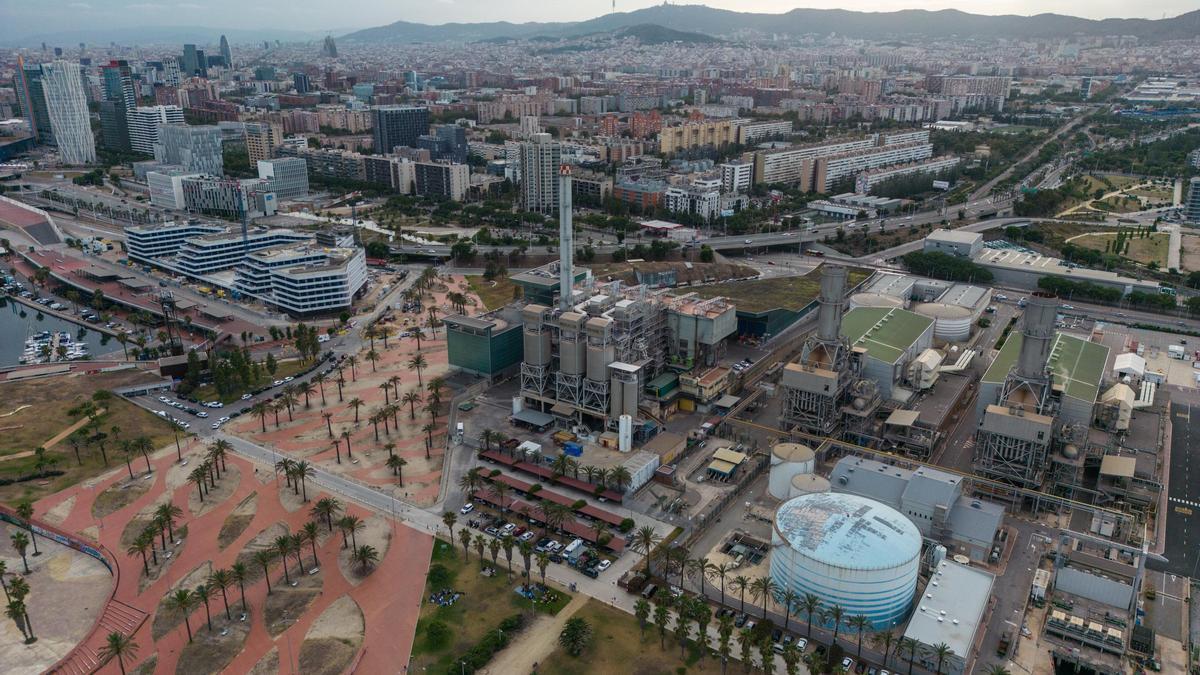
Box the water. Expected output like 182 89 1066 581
0 300 116 367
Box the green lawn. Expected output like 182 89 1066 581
411 537 571 674
190 359 311 403
466 275 519 311
1070 231 1170 267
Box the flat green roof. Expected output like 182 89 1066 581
691 266 870 314
841 307 933 365
983 332 1107 403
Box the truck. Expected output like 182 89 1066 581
563 441 583 457
997 632 1012 657
1168 345 1186 360
563 538 585 560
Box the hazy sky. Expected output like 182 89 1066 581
1 0 1192 37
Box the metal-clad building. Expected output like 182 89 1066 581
840 307 934 399
445 312 524 380
978 332 1108 426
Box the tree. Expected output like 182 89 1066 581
274 535 295 585
99 630 139 675
442 511 458 542
230 562 250 612
984 666 1012 675
407 353 427 387
338 514 365 550
166 589 195 642
458 526 473 561
930 641 954 675
731 575 750 614
849 614 870 659
800 593 821 639
475 533 488 569
630 526 662 576
302 522 321 569
293 460 315 501
253 550 277 594
348 397 364 423
154 502 183 543
10 532 30 573
749 575 778 619
558 616 594 656
126 534 152 576
873 629 897 669
401 390 421 420
653 601 670 650
825 604 846 643
209 568 234 620
717 615 734 674
634 598 651 639
352 544 379 574
710 562 731 606
387 455 407 484
898 636 920 675
737 628 753 673
311 497 342 532
15 500 40 557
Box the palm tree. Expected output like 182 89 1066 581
800 593 821 639
777 588 799 631
347 397 364 423
188 467 208 502
302 522 321 568
275 458 296 487
387 455 407 485
340 430 354 459
608 465 633 494
383 441 396 458
299 381 317 409
313 371 328 406
421 422 435 459
535 551 550 586
230 562 249 612
274 535 295 585
930 642 954 675
365 349 380 372
293 460 315 501
194 584 213 631
154 502 183 543
873 629 897 669
749 576 778 619
849 614 871 659
253 550 277 594
710 562 731 606
311 497 342 532
407 353 427 387
338 514 365 550
401 390 421 420
730 575 750 614
165 589 195 642
351 544 379 574
490 482 511 513
98 631 139 675
14 500 40 556
500 534 515 576
126 534 152 575
474 534 488 569
898 636 920 675
825 604 846 644
984 666 1012 675
346 354 358 381
334 368 345 401
209 568 234 620
630 526 662 576
690 556 711 596
442 512 458 541
10 532 30 573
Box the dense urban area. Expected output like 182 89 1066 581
1 4 1200 675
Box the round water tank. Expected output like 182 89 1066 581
788 473 831 498
771 493 921 630
912 302 973 342
768 443 815 500
849 292 906 311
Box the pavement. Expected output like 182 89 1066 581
1156 402 1200 578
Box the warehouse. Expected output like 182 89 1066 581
978 331 1109 427
902 559 995 675
840 306 935 399
972 248 1161 296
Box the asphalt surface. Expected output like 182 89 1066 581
1158 402 1200 579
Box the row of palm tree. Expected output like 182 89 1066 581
124 502 184 577
187 442 233 505
441 511 547 585
273 457 317 501
2 561 35 644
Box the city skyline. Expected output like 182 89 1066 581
1 0 1195 44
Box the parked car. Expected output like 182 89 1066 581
596 560 611 572
842 657 854 672
460 503 475 514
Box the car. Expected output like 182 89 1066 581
218 416 230 423
211 422 221 429
772 628 783 643
284 376 294 382
484 526 499 537
581 567 599 579
842 658 854 671
460 503 475 514
546 541 563 552
596 559 611 572
158 396 169 403
744 620 756 632
501 523 516 534
273 380 284 386
155 410 167 417
197 412 209 418
995 294 1008 301
795 638 807 651
519 531 536 542
1062 304 1075 310
549 553 564 564
241 393 252 400
513 526 527 537
734 613 748 627
744 239 753 244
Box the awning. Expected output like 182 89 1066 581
715 394 741 408
550 402 576 417
885 409 920 427
708 459 737 475
512 408 554 427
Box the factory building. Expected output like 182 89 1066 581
840 306 934 400
972 248 1161 296
923 229 983 258
829 456 1004 562
444 310 525 380
770 492 921 631
902 559 995 675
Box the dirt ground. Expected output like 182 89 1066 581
336 514 391 584
42 494 75 526
296 594 365 675
173 607 252 675
487 594 587 675
1180 234 1200 273
248 646 279 675
151 561 214 641
217 492 258 550
188 464 242 517
91 476 152 519
263 568 324 637
0 523 113 675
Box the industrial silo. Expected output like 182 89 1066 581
522 305 553 366
770 492 921 630
788 473 831 498
558 312 587 377
768 443 816 500
911 302 973 342
849 292 906 311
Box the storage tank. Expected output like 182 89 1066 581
788 473 831 498
770 493 921 630
610 375 624 418
512 397 524 415
849 292 906 311
587 344 615 381
559 312 587 375
911 302 973 342
522 305 552 366
621 379 639 418
768 443 816 500
618 414 633 453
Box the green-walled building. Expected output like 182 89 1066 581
444 310 524 380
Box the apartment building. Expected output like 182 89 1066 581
735 120 792 145
414 161 470 201
245 122 284 163
855 156 961 194
129 105 184 155
658 119 736 155
257 157 309 199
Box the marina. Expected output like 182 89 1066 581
0 300 112 368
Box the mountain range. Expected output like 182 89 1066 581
342 5 1200 44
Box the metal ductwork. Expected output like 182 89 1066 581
558 165 574 311
1017 292 1057 380
817 265 848 342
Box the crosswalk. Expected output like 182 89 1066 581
1168 497 1200 509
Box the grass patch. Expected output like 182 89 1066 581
1069 231 1170 267
410 538 571 674
537 599 725 675
263 571 322 637
217 492 258 549
190 359 311 404
466 275 519 311
297 637 358 675
691 266 870 313
0 371 182 506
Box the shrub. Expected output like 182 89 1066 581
619 518 636 533
427 563 455 589
424 620 452 650
572 499 586 510
528 483 542 494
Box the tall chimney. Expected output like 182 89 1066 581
817 265 848 342
558 164 574 311
1017 292 1057 379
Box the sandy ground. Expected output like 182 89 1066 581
0 524 113 675
217 492 259 549
188 464 242 517
303 594 364 641
41 494 75 526
296 594 365 675
248 646 279 675
277 481 307 513
91 476 152 519
233 522 287 571
485 594 588 675
336 515 391 584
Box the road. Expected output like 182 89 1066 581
1158 402 1200 579
969 114 1086 201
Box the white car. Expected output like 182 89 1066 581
211 422 221 429
218 416 230 423
241 393 252 400
460 503 475 514
283 376 294 382
518 531 536 542
596 560 611 572
842 657 854 671
501 523 516 534
158 396 169 403
197 412 209 418
273 380 284 386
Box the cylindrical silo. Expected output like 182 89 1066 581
610 375 624 418
788 473 831 498
559 312 587 375
522 305 552 366
587 344 615 381
622 380 639 418
849 292 906 311
618 415 632 452
768 443 816 500
911 302 973 342
770 493 921 631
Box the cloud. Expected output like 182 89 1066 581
67 1 92 7
124 2 163 9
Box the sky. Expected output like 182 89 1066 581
0 0 1193 39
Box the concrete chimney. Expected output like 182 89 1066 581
558 164 574 311
817 265 848 342
1017 292 1057 380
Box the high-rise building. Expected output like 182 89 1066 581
219 35 233 68
1185 177 1200 225
13 56 53 145
257 157 309 199
41 60 96 164
181 44 206 77
99 60 137 152
414 161 469 201
321 36 338 58
129 105 185 155
245 121 283 163
372 105 429 154
293 73 312 94
155 124 223 175
519 133 561 215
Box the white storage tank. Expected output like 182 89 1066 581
911 302 973 342
770 493 921 631
512 396 524 416
849 292 907 311
768 443 816 500
788 473 831 498
618 414 633 453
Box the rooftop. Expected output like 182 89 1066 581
903 560 994 658
841 307 934 365
973 248 1160 290
692 266 870 314
774 492 921 571
983 332 1109 403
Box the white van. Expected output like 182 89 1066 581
563 538 585 559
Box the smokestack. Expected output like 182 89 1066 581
1017 292 1057 379
558 164 574 311
817 265 848 342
